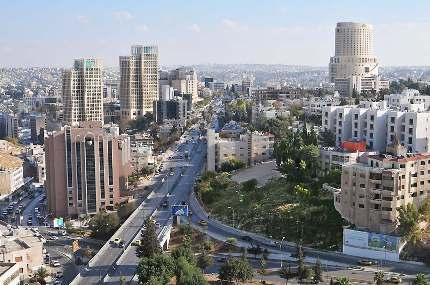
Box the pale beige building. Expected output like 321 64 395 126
0 153 24 197
334 143 430 234
329 22 388 96
0 263 20 285
0 229 44 279
63 59 104 126
207 129 274 171
119 45 159 122
45 122 131 217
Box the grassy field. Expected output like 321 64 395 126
196 172 344 250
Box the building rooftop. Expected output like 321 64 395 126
0 263 15 276
0 152 22 170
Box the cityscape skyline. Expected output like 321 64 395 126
2 0 430 67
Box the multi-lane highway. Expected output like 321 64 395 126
72 126 206 285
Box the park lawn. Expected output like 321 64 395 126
197 173 344 250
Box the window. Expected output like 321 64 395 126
390 117 395 123
421 161 426 165
370 115 374 121
390 126 394 132
358 204 364 208
354 131 358 137
408 137 413 144
354 114 358 120
409 118 414 125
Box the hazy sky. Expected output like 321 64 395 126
2 0 430 67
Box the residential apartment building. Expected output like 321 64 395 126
159 68 198 102
303 93 341 116
63 59 104 126
0 228 44 279
0 153 24 197
322 102 430 153
207 129 274 171
45 122 131 217
319 147 373 173
334 143 430 234
153 98 188 126
0 113 18 140
119 45 159 122
29 114 45 144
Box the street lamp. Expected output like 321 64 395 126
280 236 285 268
227 206 235 227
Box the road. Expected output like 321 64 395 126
72 126 206 285
103 129 206 284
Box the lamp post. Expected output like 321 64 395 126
227 206 235 227
280 236 285 268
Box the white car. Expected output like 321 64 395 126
51 260 61 267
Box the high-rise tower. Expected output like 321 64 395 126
62 59 104 125
329 22 379 82
119 45 159 122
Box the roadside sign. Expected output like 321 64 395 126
53 217 64 228
171 205 189 216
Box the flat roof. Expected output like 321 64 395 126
0 152 22 170
0 263 15 276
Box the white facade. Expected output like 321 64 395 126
0 263 20 285
207 129 274 171
0 153 24 197
119 45 159 121
303 93 341 116
63 59 104 126
159 68 198 102
322 103 430 153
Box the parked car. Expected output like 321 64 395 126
357 260 376 266
51 260 61 267
199 220 208 226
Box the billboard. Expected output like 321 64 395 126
53 217 64 228
171 205 189 216
343 228 401 253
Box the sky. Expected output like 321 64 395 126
2 0 430 67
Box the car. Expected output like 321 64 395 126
388 276 402 284
55 271 63 278
131 240 142 246
51 260 61 267
53 281 63 285
241 236 253 242
27 220 32 226
357 259 376 266
49 236 59 240
199 220 208 226
161 200 168 208
216 257 227 263
118 241 125 248
112 238 121 246
169 172 174 176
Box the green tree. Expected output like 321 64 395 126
197 251 213 273
117 201 137 221
242 179 258 192
335 277 351 285
414 273 430 285
172 243 195 265
176 256 208 285
136 254 175 285
297 244 306 281
319 129 336 147
218 257 253 283
136 218 162 258
374 271 384 285
220 159 246 172
88 211 120 239
119 276 126 285
419 198 430 222
32 267 49 285
313 258 323 283
398 203 422 244
280 262 292 285
258 256 267 283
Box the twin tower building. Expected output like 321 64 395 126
47 45 196 218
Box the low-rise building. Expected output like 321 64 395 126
207 129 274 171
319 146 375 173
0 153 24 197
0 228 44 279
334 141 430 234
0 263 20 285
130 133 155 172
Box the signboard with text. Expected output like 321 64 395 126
171 205 189 216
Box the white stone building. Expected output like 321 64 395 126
207 129 274 171
0 153 24 197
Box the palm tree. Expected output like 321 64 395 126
335 277 351 285
374 271 384 285
34 267 49 284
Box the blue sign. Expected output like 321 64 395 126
171 205 189 216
